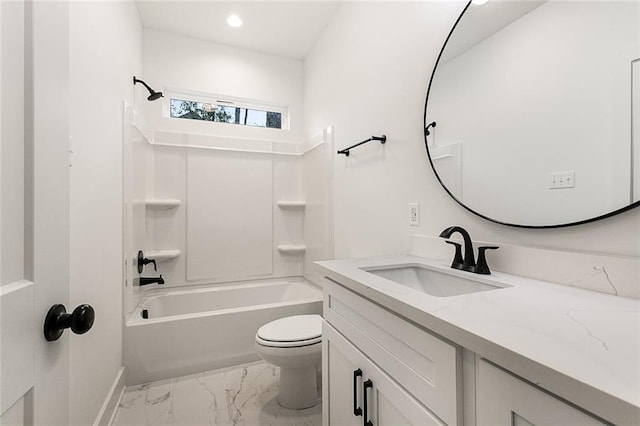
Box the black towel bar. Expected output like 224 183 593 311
337 135 386 156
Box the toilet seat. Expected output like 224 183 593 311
256 314 322 348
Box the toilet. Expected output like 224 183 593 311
255 314 322 409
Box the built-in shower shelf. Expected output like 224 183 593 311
145 199 181 210
145 250 181 261
277 201 306 209
277 244 306 254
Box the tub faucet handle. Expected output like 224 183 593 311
137 250 157 272
146 258 157 271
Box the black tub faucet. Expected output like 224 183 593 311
439 226 498 275
139 275 164 286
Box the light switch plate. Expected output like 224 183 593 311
409 203 420 226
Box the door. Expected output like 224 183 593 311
633 58 640 203
476 360 604 426
323 322 443 426
365 360 444 426
1 1 71 424
323 321 367 426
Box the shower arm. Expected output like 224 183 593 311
133 76 153 93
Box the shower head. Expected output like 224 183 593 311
133 76 164 101
147 91 164 101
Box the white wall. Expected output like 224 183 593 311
69 2 142 424
141 29 305 143
305 1 640 262
429 1 638 225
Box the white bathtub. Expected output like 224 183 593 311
124 278 322 385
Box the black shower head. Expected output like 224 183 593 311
133 76 164 101
147 91 164 101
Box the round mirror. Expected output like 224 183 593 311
424 0 640 228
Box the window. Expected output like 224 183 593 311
166 91 287 130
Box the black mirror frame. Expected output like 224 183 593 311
423 0 640 229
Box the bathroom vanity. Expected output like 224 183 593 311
317 256 640 426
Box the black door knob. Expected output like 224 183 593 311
44 304 95 341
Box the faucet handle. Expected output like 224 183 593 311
474 246 499 275
445 241 464 269
137 250 158 272
147 258 157 271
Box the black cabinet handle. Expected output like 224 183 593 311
44 304 95 341
353 369 363 416
363 379 373 426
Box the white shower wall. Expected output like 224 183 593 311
124 131 332 316
146 142 306 286
122 26 328 315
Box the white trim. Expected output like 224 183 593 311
150 140 301 157
301 141 325 155
129 122 327 157
431 154 453 160
164 86 287 112
0 279 33 297
144 199 181 210
93 367 125 426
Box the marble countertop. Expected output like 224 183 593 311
316 255 640 425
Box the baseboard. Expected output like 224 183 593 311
93 367 125 426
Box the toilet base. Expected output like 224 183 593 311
277 366 319 409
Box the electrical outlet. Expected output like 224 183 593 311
409 203 420 226
549 171 575 189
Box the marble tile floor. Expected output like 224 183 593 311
112 361 322 426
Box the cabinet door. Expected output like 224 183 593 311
477 360 605 426
323 322 367 426
365 359 444 426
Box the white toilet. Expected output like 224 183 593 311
255 314 322 409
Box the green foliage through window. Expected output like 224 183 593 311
170 99 282 129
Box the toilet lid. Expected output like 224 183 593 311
257 314 322 343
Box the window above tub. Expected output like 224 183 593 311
164 89 289 130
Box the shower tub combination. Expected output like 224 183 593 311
124 278 322 385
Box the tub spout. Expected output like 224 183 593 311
139 275 164 286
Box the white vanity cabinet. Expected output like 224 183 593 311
317 256 639 426
323 323 444 426
476 360 605 426
322 275 613 426
322 278 461 426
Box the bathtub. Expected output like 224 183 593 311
124 277 322 385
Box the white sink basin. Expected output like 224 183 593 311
362 264 508 297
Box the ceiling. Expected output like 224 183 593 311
135 1 342 60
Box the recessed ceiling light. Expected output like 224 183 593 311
472 0 489 4
227 14 243 28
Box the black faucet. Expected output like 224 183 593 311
139 275 164 286
439 226 498 275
